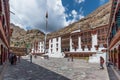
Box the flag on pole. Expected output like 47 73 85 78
46 11 48 18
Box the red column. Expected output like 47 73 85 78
110 51 112 62
3 48 5 63
112 50 115 66
111 50 113 63
0 45 2 64
113 50 116 66
2 47 4 63
113 49 117 67
118 45 120 69
5 48 7 62
109 51 111 61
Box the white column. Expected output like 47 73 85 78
42 42 45 53
39 42 41 52
53 38 56 53
84 45 89 52
70 36 72 52
57 37 61 53
78 36 82 51
91 33 97 52
59 37 61 53
49 40 51 53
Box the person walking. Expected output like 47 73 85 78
100 56 104 69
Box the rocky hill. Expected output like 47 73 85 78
47 1 112 38
10 23 45 48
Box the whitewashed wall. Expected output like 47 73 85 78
70 33 98 52
47 37 64 58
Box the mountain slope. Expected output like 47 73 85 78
10 23 45 48
47 1 112 38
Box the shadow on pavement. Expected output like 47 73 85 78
3 58 70 80
107 66 118 80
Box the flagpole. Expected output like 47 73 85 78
45 12 48 54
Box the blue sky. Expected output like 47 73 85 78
10 0 109 32
62 0 109 22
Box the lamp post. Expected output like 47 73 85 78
44 12 48 54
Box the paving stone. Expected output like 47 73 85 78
3 56 109 80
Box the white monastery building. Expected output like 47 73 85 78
31 24 108 63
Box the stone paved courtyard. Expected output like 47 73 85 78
3 56 109 80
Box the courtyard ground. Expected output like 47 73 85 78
3 56 109 80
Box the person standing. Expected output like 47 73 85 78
18 55 21 63
11 54 14 65
13 54 17 65
67 54 70 61
30 54 32 63
71 54 73 62
100 56 104 69
8 52 12 63
107 59 112 67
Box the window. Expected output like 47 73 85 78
51 49 52 52
85 45 87 48
56 48 58 51
51 44 53 48
102 36 104 41
105 27 108 32
115 23 118 31
100 29 103 34
56 43 58 48
82 46 85 51
0 1 2 12
2 16 5 27
102 28 104 33
68 48 70 51
116 9 120 28
56 38 59 42
98 30 100 35
99 44 103 48
112 25 116 36
41 46 43 48
88 46 91 51
51 39 53 42
98 36 101 41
